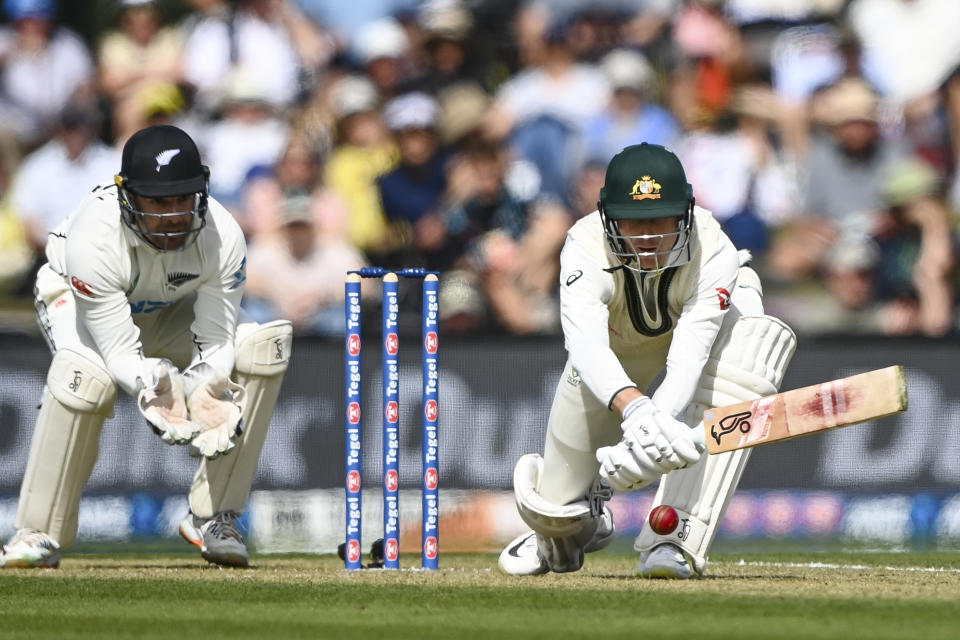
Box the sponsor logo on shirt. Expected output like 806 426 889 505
70 276 95 297
716 287 731 310
130 300 173 314
566 270 583 286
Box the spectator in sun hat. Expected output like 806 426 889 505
766 76 909 282
764 234 886 336
323 74 397 253
198 68 290 212
435 81 491 147
353 17 412 99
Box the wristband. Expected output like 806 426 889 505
621 395 652 420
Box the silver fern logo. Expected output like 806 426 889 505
166 272 198 288
155 149 181 171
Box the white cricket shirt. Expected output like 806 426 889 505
40 184 247 396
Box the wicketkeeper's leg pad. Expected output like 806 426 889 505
513 453 611 573
16 349 117 547
634 311 797 572
189 320 293 518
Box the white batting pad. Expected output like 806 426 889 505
16 349 116 547
634 313 797 571
514 454 592 537
189 321 292 518
692 314 797 409
513 453 601 573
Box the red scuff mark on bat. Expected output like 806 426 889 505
801 382 859 418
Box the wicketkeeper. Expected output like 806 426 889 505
499 143 796 578
0 125 292 568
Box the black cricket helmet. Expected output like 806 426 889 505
115 124 210 251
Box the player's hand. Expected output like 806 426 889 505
622 396 703 469
138 360 202 445
595 397 705 492
185 365 246 459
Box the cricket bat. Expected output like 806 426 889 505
702 365 908 454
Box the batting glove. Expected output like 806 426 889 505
596 397 705 492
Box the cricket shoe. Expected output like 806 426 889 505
498 531 549 576
638 543 699 579
180 511 249 567
0 528 61 568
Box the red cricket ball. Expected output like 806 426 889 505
648 505 679 535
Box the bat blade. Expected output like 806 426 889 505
702 365 907 454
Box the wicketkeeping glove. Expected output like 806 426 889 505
138 360 202 445
596 396 705 492
184 364 246 459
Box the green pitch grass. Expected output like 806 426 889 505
2 550 960 639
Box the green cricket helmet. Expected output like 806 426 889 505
598 143 694 272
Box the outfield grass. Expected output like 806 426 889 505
2 551 960 639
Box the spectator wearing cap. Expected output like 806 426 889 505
582 48 680 165
766 76 909 282
352 17 412 99
376 92 452 268
197 68 290 214
128 81 198 135
7 98 118 293
403 1 479 95
323 74 397 254
97 0 184 143
243 192 369 336
0 0 95 146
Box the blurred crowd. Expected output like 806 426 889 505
0 0 958 338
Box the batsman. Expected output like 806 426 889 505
0 125 292 569
499 143 797 578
